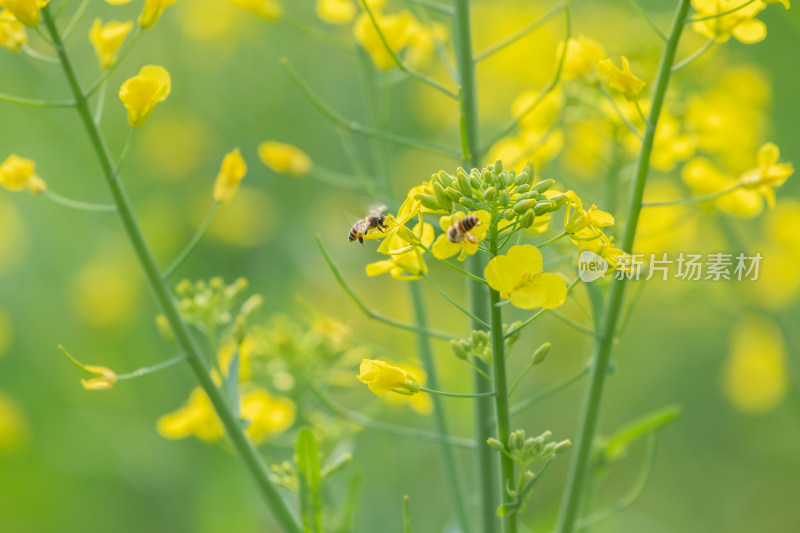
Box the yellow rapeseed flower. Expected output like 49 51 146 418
563 191 614 236
240 388 296 444
0 9 26 50
158 387 224 442
89 19 134 70
139 0 179 29
431 210 490 261
559 35 606 81
81 365 118 390
228 0 282 19
0 0 47 27
213 148 248 203
723 316 788 414
316 0 355 24
119 65 171 128
596 56 645 101
367 220 434 280
682 157 763 218
691 0 772 44
0 154 46 194
357 359 421 396
353 8 444 70
384 362 432 415
484 245 567 310
258 141 311 177
739 142 793 208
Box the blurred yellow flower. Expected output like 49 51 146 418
0 0 47 27
681 157 763 218
213 148 248 203
0 392 27 453
650 112 697 172
723 316 788 414
431 210 490 261
200 187 276 246
258 142 311 178
739 142 793 208
139 0 179 28
484 245 567 309
119 65 171 128
158 387 224 442
353 8 444 70
240 388 296 444
89 19 133 70
560 35 605 81
106 0 132 4
0 198 28 274
228 0 282 19
0 10 26 50
316 0 354 24
0 154 46 194
691 0 769 44
597 56 645 101
81 365 118 390
358 359 420 396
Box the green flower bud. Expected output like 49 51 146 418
533 201 554 215
555 440 572 454
516 191 537 201
510 429 526 450
437 170 454 187
487 438 506 453
445 186 462 202
470 175 481 189
450 339 468 360
550 193 569 208
415 193 441 211
176 279 194 297
532 342 551 365
458 196 475 208
533 179 555 194
503 208 516 221
434 182 452 212
514 183 531 194
520 210 535 228
484 187 497 201
481 169 492 186
457 168 473 196
498 189 510 207
493 159 503 173
514 198 538 213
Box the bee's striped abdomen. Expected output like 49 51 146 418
457 215 479 234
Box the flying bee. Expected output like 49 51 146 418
348 204 390 245
446 214 480 244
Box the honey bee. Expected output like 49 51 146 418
446 214 480 244
348 204 390 245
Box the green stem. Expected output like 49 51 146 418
403 495 412 533
555 2 691 531
504 277 581 339
403 0 453 16
595 83 643 140
116 353 187 380
421 387 497 398
422 274 490 327
41 8 301 532
41 189 116 212
0 92 74 107
418 244 488 284
627 0 667 41
409 283 472 533
488 220 516 533
452 1 498 530
23 45 59 64
85 26 143 97
642 182 742 207
510 364 589 415
163 202 221 280
62 0 90 40
671 37 714 72
537 231 569 248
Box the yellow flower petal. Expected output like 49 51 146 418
731 18 766 44
119 65 171 128
258 141 312 177
80 365 117 390
213 148 248 203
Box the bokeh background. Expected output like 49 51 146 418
1 0 799 532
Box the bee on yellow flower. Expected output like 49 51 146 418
119 65 171 128
213 148 248 203
89 19 134 70
431 210 490 261
367 219 434 280
596 56 645 101
258 142 312 178
0 0 47 27
484 245 567 310
0 9 26 51
0 154 46 194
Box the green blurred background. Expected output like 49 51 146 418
1 0 799 531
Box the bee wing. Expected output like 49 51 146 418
367 202 388 215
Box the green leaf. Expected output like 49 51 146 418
603 405 681 463
296 428 323 533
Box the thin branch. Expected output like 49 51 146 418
402 0 454 16
417 243 489 285
480 6 571 156
117 353 187 380
281 57 460 159
0 92 74 107
23 45 59 64
687 0 757 22
504 276 581 338
62 0 90 41
596 83 643 141
628 0 668 42
41 190 117 212
510 364 590 416
316 236 457 341
642 182 741 207
357 0 458 99
550 309 598 337
475 1 565 62
421 387 497 398
671 37 715 72
421 273 490 328
84 26 144 97
162 202 221 280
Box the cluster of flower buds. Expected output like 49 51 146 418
450 322 522 366
493 429 572 468
175 277 263 331
415 160 569 227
